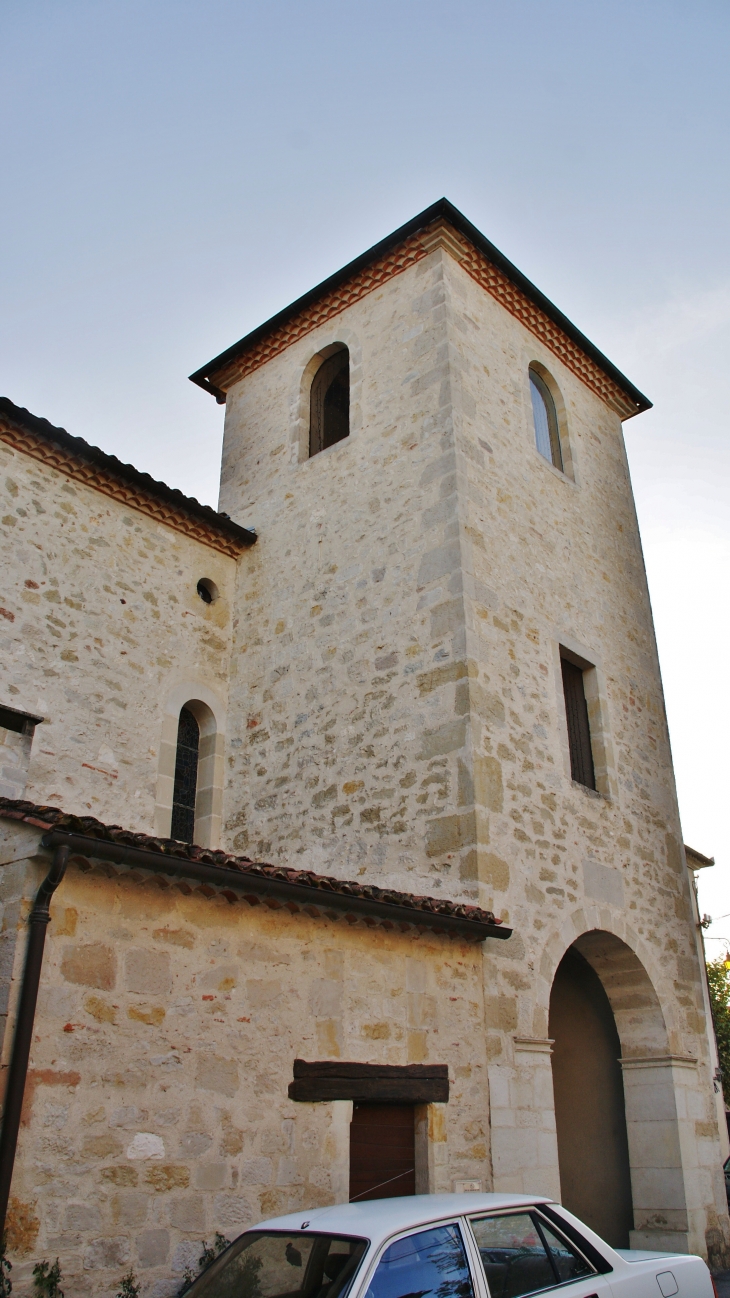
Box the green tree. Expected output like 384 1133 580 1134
706 954 730 1106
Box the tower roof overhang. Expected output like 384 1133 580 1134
189 197 651 420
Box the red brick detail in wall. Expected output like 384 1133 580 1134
211 219 637 419
446 228 639 419
212 232 431 391
0 425 245 558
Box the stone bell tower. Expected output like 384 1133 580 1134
191 199 729 1262
192 200 648 902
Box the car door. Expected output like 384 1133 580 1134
360 1219 478 1298
464 1209 613 1298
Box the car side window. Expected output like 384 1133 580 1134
365 1224 475 1298
469 1212 592 1298
536 1220 593 1285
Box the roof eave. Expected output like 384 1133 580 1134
0 397 256 549
190 197 652 417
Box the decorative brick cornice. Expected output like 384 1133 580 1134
211 231 431 391
213 223 635 416
438 227 640 420
0 398 256 557
193 199 650 420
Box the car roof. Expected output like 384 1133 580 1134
251 1193 551 1247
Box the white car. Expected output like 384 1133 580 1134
182 1192 716 1298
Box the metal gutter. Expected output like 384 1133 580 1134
189 197 652 417
38 830 510 943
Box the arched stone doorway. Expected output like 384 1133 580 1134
549 945 633 1245
549 930 688 1253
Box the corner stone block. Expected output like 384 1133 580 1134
425 810 474 858
473 755 503 813
418 719 467 762
484 995 518 1032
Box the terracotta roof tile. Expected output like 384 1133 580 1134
0 797 506 938
0 397 256 557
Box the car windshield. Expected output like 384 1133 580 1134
184 1230 369 1298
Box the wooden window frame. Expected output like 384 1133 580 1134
561 655 596 791
309 347 350 458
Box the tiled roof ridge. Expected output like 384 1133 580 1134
0 797 502 927
0 397 256 557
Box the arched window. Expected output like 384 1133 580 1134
529 367 563 472
310 347 349 457
170 705 200 843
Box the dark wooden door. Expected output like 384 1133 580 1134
549 946 633 1247
349 1103 415 1202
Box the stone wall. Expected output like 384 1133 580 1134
0 438 238 836
0 825 489 1295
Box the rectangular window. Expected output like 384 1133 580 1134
561 657 596 790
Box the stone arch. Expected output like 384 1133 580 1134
571 929 669 1057
536 904 684 1052
548 925 694 1255
154 682 226 848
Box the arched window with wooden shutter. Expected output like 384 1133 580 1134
310 347 350 457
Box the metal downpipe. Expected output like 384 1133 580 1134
0 845 70 1241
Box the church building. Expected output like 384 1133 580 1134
0 199 727 1294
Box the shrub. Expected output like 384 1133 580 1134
116 1270 141 1297
32 1259 63 1298
0 1232 11 1295
177 1233 231 1295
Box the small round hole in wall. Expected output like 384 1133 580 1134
197 578 218 605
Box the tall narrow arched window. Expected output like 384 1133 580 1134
529 367 563 472
170 705 200 843
310 347 349 457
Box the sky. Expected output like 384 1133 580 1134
1 0 728 943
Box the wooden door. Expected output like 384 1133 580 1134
349 1103 415 1202
549 946 633 1247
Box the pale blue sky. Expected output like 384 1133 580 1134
2 0 728 933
